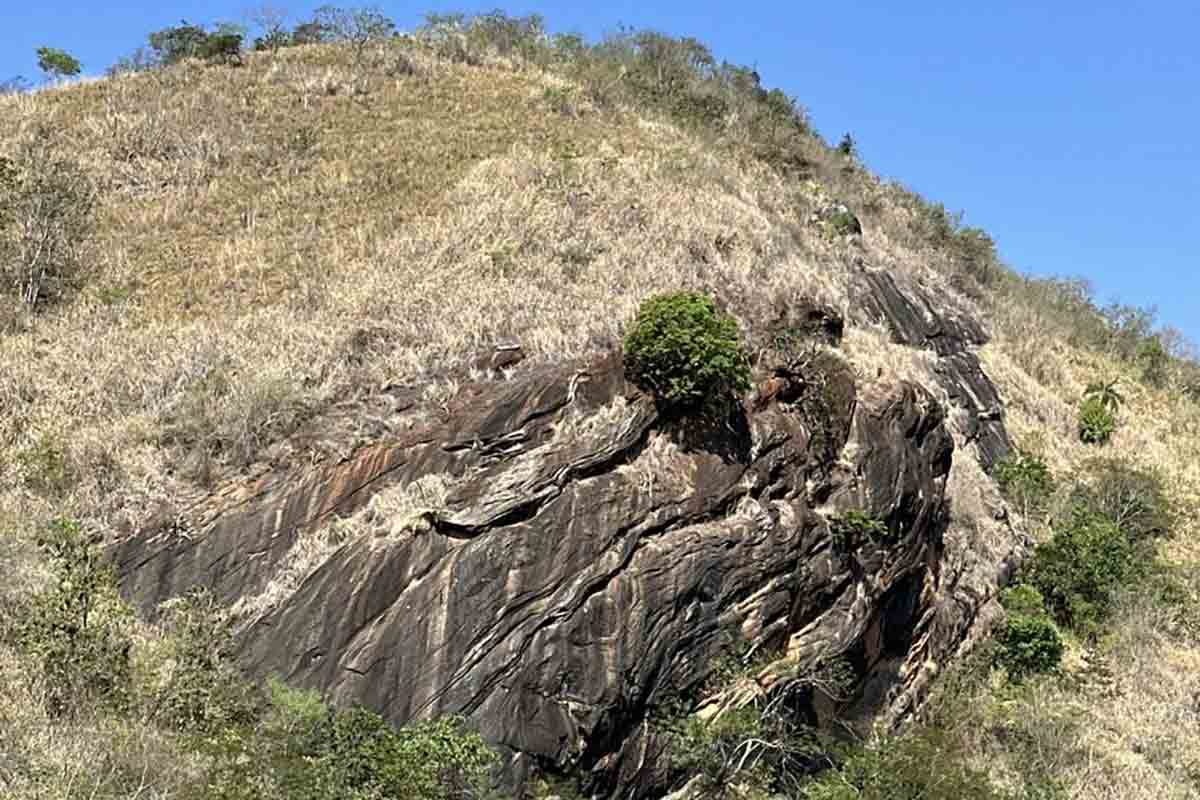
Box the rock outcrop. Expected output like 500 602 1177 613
116 281 1017 798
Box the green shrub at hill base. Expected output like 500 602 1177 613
801 727 1007 800
993 451 1054 518
995 585 1064 678
624 291 751 417
1029 510 1144 636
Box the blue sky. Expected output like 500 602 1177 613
3 1 1197 343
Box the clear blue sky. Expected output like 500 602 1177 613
3 1 1197 343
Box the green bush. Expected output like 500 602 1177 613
993 451 1054 517
202 680 496 800
829 510 891 552
151 590 260 735
1029 510 1144 635
11 519 134 716
1135 335 1170 387
801 728 1006 800
1071 458 1174 542
1077 396 1116 445
624 291 751 416
995 613 1063 678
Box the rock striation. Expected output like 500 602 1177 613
116 277 1017 798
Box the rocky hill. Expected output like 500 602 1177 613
1 12 1198 800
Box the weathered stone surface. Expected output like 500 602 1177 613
116 341 972 798
851 269 1012 471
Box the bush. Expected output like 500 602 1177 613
10 519 134 716
996 613 1063 678
801 727 1007 800
150 590 260 735
203 680 496 800
993 451 1054 518
1029 510 1144 635
1135 335 1170 387
1077 396 1116 445
1071 458 1174 542
0 128 97 308
624 291 751 416
829 510 891 552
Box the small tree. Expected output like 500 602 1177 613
148 21 211 65
836 132 856 158
36 47 82 81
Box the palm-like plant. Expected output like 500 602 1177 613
1083 378 1124 412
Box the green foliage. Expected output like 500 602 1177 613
1135 334 1170 387
801 727 1007 800
150 590 260 735
200 680 496 800
995 611 1063 678
624 291 751 416
994 451 1054 517
1071 457 1174 542
14 431 74 497
36 46 82 80
10 519 134 717
830 510 891 552
148 21 243 66
1077 396 1116 445
1029 510 1145 636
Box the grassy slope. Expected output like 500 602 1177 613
1 29 1198 799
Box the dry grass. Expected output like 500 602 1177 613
1 27 1199 800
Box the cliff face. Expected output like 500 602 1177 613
116 269 1016 797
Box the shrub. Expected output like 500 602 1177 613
624 291 751 416
1071 458 1174 542
801 728 1006 800
1029 510 1144 635
1135 335 1170 387
36 46 82 80
829 510 890 552
0 128 97 308
210 681 496 800
1077 396 1116 445
150 590 260 735
993 451 1054 518
148 21 212 65
11 519 134 716
996 613 1063 678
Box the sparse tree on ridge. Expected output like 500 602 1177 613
36 47 82 82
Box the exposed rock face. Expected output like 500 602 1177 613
115 284 1017 799
851 269 1012 470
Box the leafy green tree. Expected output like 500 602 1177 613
36 47 82 81
148 21 211 65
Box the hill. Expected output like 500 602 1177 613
1 11 1198 800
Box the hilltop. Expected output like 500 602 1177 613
1 11 1198 800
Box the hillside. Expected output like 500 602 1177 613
1 12 1198 800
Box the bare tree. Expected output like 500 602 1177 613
0 128 97 309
